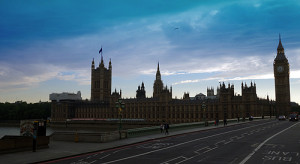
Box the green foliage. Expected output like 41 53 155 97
291 106 300 113
291 102 300 113
0 102 51 121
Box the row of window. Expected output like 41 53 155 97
75 113 216 120
93 81 109 89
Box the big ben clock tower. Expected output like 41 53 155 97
273 35 291 116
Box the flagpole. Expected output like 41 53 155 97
99 45 103 62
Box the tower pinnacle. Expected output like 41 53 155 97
156 62 161 80
91 58 95 69
277 34 284 51
109 58 112 70
275 34 287 61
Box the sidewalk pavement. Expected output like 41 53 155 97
0 120 256 164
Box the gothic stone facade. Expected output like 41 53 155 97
52 42 289 123
273 36 291 116
90 56 112 102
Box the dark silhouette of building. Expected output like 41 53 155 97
273 35 291 116
136 82 146 99
91 56 112 102
51 41 283 123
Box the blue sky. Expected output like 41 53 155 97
0 0 300 104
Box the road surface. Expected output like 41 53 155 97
43 119 300 164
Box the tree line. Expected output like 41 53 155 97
0 102 51 121
291 102 300 113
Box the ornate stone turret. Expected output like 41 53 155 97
241 81 258 117
109 58 112 70
91 58 95 69
153 62 163 98
136 82 146 99
152 63 172 101
207 87 214 97
219 82 235 119
183 92 190 100
91 50 112 102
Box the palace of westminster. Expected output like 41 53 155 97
51 37 291 124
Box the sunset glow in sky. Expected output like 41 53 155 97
0 0 300 103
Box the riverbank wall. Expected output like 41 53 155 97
0 135 49 154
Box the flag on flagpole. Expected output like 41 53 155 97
99 47 102 54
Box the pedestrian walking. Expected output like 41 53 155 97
224 118 227 126
160 124 164 133
164 123 169 135
216 118 219 126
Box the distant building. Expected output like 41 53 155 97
206 87 219 99
51 39 291 123
51 61 274 123
195 93 206 100
136 82 146 99
183 92 190 100
49 91 82 102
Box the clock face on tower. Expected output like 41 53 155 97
277 66 284 73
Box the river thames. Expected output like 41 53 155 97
0 126 55 138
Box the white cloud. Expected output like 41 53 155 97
210 10 219 16
0 61 91 93
57 70 91 85
254 3 261 8
173 79 201 85
0 63 59 91
291 70 300 78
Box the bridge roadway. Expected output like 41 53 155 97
43 120 300 164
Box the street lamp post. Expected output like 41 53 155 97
115 99 125 139
202 102 208 126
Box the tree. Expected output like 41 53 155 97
0 102 51 121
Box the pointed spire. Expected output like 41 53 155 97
141 82 145 89
109 58 112 70
91 58 95 69
277 33 284 51
279 33 281 41
156 62 161 80
275 34 287 61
